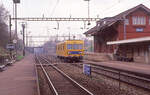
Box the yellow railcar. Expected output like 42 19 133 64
56 40 84 62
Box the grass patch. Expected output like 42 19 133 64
16 55 24 61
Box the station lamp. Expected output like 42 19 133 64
13 0 20 3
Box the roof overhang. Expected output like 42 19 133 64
84 20 118 36
84 26 98 36
107 37 150 45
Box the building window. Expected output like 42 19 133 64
125 19 129 25
132 16 146 25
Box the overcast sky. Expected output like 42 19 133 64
1 0 150 46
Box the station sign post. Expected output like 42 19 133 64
6 44 15 51
83 64 91 76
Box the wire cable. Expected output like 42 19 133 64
100 0 121 15
50 0 60 17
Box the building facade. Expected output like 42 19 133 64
85 4 150 63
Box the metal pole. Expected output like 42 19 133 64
88 0 90 19
25 24 28 47
22 24 25 56
9 15 12 58
69 31 70 40
57 34 58 42
91 38 92 52
15 3 18 55
15 4 17 36
86 0 91 25
26 32 28 47
13 3 15 18
123 16 126 40
9 15 12 43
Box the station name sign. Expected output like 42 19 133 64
6 44 15 50
136 28 143 32
83 64 91 76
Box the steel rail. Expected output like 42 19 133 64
92 70 150 91
91 65 150 81
84 61 150 79
91 63 150 79
34 57 41 95
71 62 150 91
35 55 58 95
42 56 94 95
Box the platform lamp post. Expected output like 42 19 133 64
9 15 12 58
67 27 71 40
13 0 20 56
84 0 91 25
26 31 31 48
53 22 59 42
22 23 25 56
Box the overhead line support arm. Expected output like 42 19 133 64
11 17 100 21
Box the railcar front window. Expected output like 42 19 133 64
79 44 83 49
67 44 72 49
73 44 78 49
67 44 83 49
72 44 83 49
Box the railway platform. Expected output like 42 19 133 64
103 61 150 74
0 54 37 95
85 60 150 75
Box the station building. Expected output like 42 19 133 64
84 4 150 64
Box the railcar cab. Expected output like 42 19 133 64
56 40 84 62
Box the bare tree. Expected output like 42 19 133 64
0 4 9 48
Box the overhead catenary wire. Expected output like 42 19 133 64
50 0 60 17
101 0 121 15
101 0 150 17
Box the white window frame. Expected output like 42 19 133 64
125 19 129 25
132 16 146 25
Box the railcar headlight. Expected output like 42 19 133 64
68 51 71 54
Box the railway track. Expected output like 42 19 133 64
35 55 94 95
71 61 150 91
45 55 150 91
